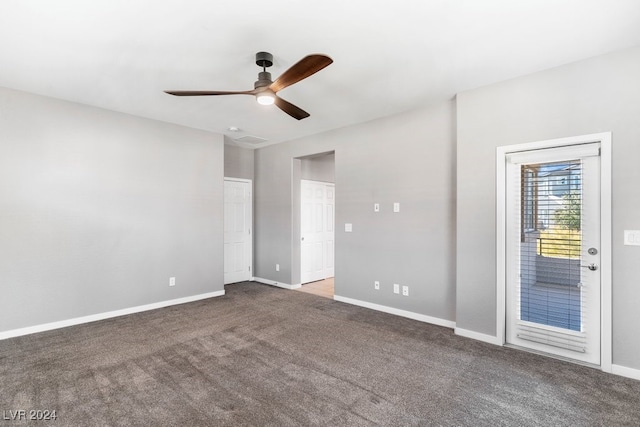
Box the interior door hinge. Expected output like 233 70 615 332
248 266 251 272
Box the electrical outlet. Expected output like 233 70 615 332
374 281 380 290
393 283 400 294
169 277 176 287
393 202 400 213
402 285 409 296
276 264 280 271
624 230 640 245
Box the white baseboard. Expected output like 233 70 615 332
333 295 456 329
612 364 640 381
454 327 503 346
252 277 301 290
0 290 225 341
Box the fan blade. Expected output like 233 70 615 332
164 90 256 96
269 54 333 93
274 96 310 120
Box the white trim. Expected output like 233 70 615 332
454 328 503 346
497 132 610 155
223 177 253 184
599 133 613 373
496 145 507 346
300 178 336 185
0 290 225 341
612 364 640 381
333 295 456 329
252 277 301 290
506 144 600 164
496 132 612 371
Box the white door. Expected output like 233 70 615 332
301 180 335 284
505 143 601 365
224 179 252 284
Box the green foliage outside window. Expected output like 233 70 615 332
538 192 582 259
553 191 581 230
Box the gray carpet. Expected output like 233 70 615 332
1 282 639 426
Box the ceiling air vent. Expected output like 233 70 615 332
233 135 268 145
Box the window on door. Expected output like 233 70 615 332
519 160 583 332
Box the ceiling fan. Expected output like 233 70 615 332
164 52 333 120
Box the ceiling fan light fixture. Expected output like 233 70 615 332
164 52 332 120
256 91 275 106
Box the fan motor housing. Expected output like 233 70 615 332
255 52 273 68
254 71 272 89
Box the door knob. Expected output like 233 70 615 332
581 263 598 271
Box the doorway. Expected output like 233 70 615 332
293 151 336 297
497 133 611 369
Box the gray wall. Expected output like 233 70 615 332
255 101 456 321
224 140 254 180
456 46 640 369
0 87 224 333
300 152 335 183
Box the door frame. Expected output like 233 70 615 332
291 152 336 288
223 177 253 284
496 132 611 372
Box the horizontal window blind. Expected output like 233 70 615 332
514 158 588 352
516 323 586 353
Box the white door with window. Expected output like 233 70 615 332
224 179 252 284
301 180 335 284
504 143 602 365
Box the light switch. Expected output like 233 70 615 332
624 230 640 246
374 203 380 212
393 202 400 213
345 223 353 232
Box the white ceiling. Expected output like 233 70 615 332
2 0 640 147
